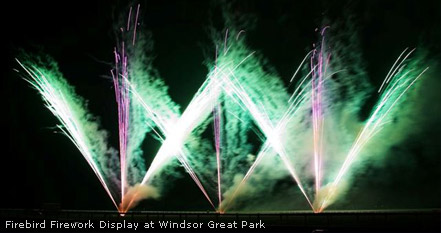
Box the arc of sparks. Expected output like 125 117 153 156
16 59 119 210
219 66 315 212
120 75 223 212
318 49 428 212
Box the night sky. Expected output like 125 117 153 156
2 0 440 211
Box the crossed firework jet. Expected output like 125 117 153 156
17 5 428 214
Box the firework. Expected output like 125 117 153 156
16 59 119 209
17 5 430 214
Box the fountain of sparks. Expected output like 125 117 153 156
16 5 429 214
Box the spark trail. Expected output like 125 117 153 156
112 44 130 206
316 49 429 212
136 75 222 184
218 66 314 211
311 27 330 197
214 102 223 209
212 48 223 210
16 59 119 209
125 75 222 212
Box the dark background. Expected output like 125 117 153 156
1 0 440 211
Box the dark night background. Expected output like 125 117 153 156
1 0 440 211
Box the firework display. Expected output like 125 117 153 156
16 4 432 214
